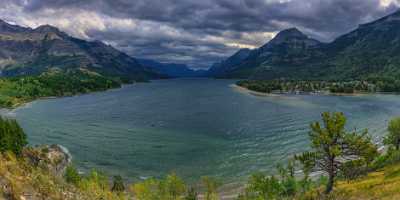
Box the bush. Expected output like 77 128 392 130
111 175 125 193
201 176 220 200
64 165 81 185
132 173 187 200
185 187 198 200
372 148 400 169
339 159 369 180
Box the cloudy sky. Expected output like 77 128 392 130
1 0 399 69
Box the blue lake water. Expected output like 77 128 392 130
9 79 400 183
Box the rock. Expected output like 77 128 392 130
22 144 71 177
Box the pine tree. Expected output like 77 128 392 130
296 112 377 193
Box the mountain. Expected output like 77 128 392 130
0 19 160 81
138 59 206 78
207 48 252 77
209 28 323 79
321 9 400 79
210 10 400 80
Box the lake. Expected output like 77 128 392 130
8 79 400 184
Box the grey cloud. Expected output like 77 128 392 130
0 0 399 68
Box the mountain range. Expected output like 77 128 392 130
0 19 162 81
3 9 400 82
137 59 206 78
208 9 400 81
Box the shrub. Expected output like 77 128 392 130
132 174 188 200
64 165 81 186
111 175 125 193
372 148 400 169
201 176 220 200
185 187 198 200
339 159 369 180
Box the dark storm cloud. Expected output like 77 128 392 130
1 0 400 68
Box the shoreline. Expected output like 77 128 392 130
2 79 392 199
230 84 280 97
3 82 142 112
232 83 398 97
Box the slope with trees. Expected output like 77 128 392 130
210 10 400 82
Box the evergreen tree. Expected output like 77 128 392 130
0 117 28 155
296 112 377 194
384 117 400 150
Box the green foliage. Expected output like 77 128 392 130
132 173 187 200
131 178 161 200
64 165 81 186
0 117 27 155
241 173 283 199
239 161 318 200
185 187 198 200
384 117 400 150
339 159 369 180
111 175 125 193
237 79 379 94
372 148 400 170
297 112 377 193
201 176 220 200
0 69 122 108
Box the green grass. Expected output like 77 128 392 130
330 163 400 200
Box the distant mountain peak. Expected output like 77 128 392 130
359 9 400 28
274 27 308 40
34 25 61 33
260 27 320 50
0 19 29 33
0 19 8 25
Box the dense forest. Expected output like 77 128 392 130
0 69 125 108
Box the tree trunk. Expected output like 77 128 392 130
325 172 334 194
326 156 335 194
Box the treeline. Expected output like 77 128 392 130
3 113 400 199
236 79 400 94
0 69 123 108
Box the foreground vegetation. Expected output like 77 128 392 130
237 78 400 94
0 69 124 108
2 112 400 199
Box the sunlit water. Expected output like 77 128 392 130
6 79 400 184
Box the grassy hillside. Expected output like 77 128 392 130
0 149 128 200
332 163 400 200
